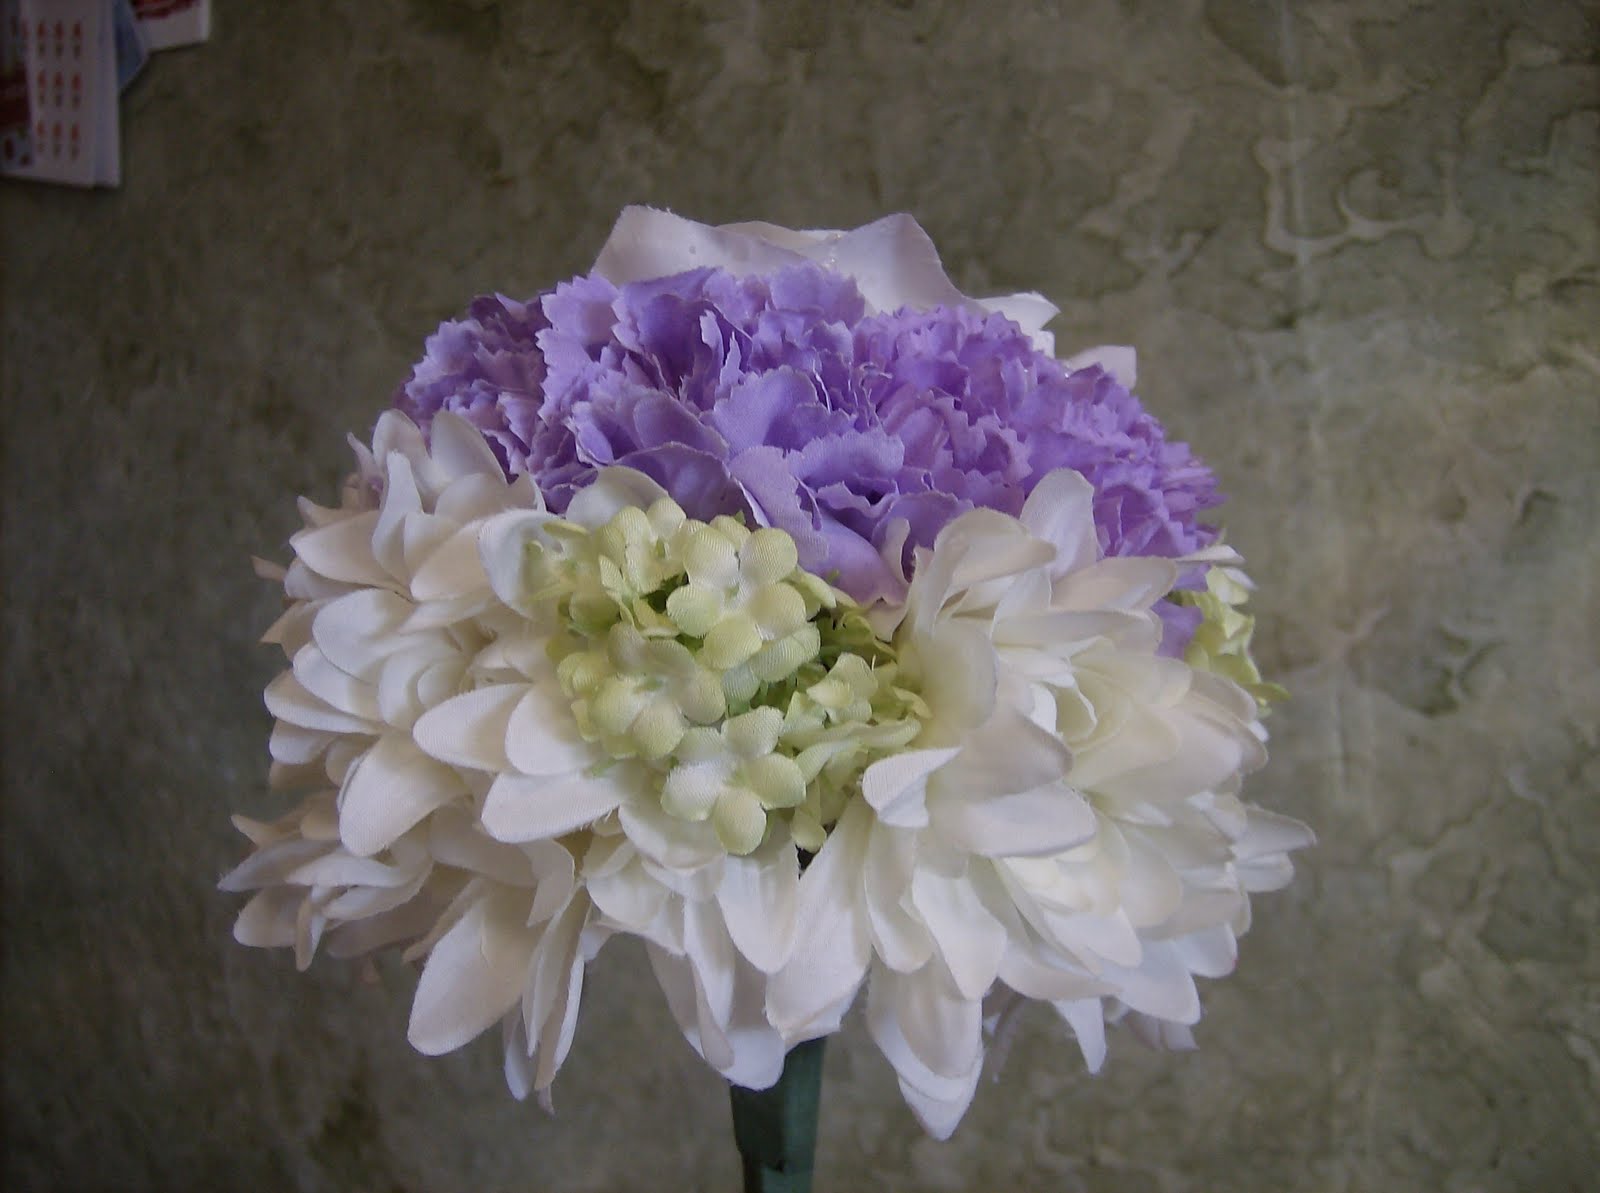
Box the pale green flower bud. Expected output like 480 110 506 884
661 760 723 821
721 664 759 708
684 525 739 589
749 626 820 684
746 583 808 638
712 789 767 855
739 528 799 587
702 613 763 670
629 700 687 760
665 585 723 638
789 810 826 853
789 569 838 617
740 754 806 810
646 497 687 538
709 515 750 547
515 481 932 857
677 670 727 724
673 725 723 762
724 706 783 757
557 648 610 697
590 676 644 738
1180 565 1287 710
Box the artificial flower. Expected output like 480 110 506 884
227 209 1311 1154
767 469 1312 1135
591 206 1064 354
227 411 608 1105
398 254 1219 613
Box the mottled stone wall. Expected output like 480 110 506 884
3 2 1595 1189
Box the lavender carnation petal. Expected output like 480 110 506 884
393 260 1224 604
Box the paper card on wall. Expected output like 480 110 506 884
131 0 206 50
112 0 145 90
0 0 30 169
3 0 118 187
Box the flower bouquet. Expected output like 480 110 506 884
223 208 1311 1189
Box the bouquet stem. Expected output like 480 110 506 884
729 1038 826 1193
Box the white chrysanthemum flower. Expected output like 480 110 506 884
767 469 1313 1136
226 412 610 1106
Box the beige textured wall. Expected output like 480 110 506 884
3 2 1596 1189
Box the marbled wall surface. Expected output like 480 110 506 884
3 2 1596 1189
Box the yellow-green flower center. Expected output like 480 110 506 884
524 496 922 854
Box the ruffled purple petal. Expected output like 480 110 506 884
391 263 1223 602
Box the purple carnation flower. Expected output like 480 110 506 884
392 264 1222 638
394 294 549 476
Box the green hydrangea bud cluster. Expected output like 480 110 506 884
523 495 923 854
1175 564 1287 711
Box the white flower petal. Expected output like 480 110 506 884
1238 852 1298 893
715 831 799 975
1097 940 1201 1025
292 645 380 722
482 771 625 843
525 894 591 1091
931 780 1096 860
408 889 536 1055
373 451 422 580
1060 343 1136 389
915 621 997 745
268 721 334 766
596 207 1059 347
909 868 1006 1002
930 701 1070 803
896 1070 981 1142
1090 703 1260 807
232 888 302 949
337 733 463 856
861 747 960 829
412 683 526 771
505 677 594 777
865 967 983 1138
400 511 459 580
290 511 388 587
311 589 415 680
863 825 933 973
1172 924 1238 979
370 410 430 479
587 859 668 932
438 471 540 525
264 671 375 735
217 838 330 892
409 523 490 601
1051 997 1108 1072
976 290 1059 344
997 942 1114 1001
596 208 810 289
618 794 726 870
375 642 456 730
478 509 560 614
1054 556 1180 614
1232 808 1317 860
427 410 507 486
563 466 670 531
1118 829 1185 928
766 801 872 1034
503 1015 534 1102
1046 907 1144 971
426 811 537 886
1016 468 1098 576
